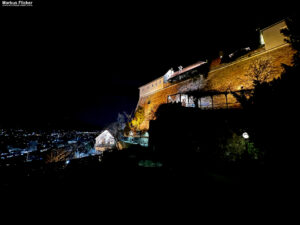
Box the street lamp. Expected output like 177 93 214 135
242 132 249 139
242 132 250 157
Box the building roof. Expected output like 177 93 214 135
96 130 115 140
260 19 286 31
168 61 207 81
139 61 207 89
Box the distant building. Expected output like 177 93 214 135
68 140 77 144
28 141 38 151
95 130 116 151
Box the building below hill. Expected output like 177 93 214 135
95 130 116 151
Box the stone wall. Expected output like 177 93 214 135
206 44 294 106
137 44 295 130
139 77 164 97
137 80 187 130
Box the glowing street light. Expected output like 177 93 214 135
242 132 250 155
242 132 249 139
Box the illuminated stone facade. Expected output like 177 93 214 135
136 20 295 130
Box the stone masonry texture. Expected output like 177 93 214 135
137 45 295 130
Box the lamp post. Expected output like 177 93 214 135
242 132 249 140
242 132 250 157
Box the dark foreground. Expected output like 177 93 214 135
1 147 297 218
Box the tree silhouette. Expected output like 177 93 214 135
129 106 145 132
232 58 277 110
46 148 72 163
232 15 300 169
281 15 300 66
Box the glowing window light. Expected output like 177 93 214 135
95 130 116 147
260 32 265 45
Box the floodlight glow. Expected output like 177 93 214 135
242 132 249 139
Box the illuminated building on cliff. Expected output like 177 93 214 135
136 20 295 130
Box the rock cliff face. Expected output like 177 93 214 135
136 21 295 130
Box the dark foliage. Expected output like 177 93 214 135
152 103 260 169
232 15 300 175
281 15 300 66
148 16 300 186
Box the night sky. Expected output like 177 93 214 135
0 1 295 129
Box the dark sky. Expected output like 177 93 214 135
0 1 296 129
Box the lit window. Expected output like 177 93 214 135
260 31 265 45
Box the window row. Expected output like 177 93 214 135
141 79 162 93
